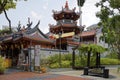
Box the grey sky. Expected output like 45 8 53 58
0 0 100 33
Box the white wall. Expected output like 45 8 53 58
96 28 108 48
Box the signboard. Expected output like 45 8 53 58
35 45 41 66
54 32 75 39
35 56 40 66
31 48 34 60
28 46 34 71
73 35 80 42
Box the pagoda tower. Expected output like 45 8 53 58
49 1 83 50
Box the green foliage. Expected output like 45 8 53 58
0 56 6 73
75 57 87 67
48 54 72 68
48 54 72 65
61 61 71 68
75 57 120 67
77 44 106 67
47 44 108 68
40 57 49 67
49 61 71 68
110 0 120 8
62 53 72 61
49 63 60 69
0 0 27 13
105 52 118 59
101 58 120 65
75 55 96 67
78 44 106 54
0 0 16 13
47 53 120 68
96 0 120 59
0 0 27 32
47 54 59 64
0 28 11 35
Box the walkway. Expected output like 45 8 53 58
50 68 120 80
0 68 120 80
0 69 90 80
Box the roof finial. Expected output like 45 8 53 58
65 0 69 9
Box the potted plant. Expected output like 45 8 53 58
40 57 48 73
40 66 47 73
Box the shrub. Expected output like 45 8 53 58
75 59 82 67
0 56 6 74
101 58 120 65
105 52 118 59
47 54 59 64
47 53 120 69
49 61 71 68
40 57 49 67
62 54 72 61
74 55 96 67
61 61 71 68
49 63 60 68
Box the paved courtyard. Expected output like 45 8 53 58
0 68 120 80
49 68 120 80
0 71 90 80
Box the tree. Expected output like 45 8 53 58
0 0 27 33
78 44 106 67
96 0 120 60
0 27 11 35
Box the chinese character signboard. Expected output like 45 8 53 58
35 45 41 67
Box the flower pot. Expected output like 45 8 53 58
41 67 46 73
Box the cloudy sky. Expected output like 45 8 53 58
0 0 100 33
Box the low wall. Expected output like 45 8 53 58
40 48 69 58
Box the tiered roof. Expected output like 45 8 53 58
52 1 80 21
49 1 81 34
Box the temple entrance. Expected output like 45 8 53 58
17 49 29 69
12 48 20 67
0 47 21 68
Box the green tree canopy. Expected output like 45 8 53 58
0 27 11 35
78 44 106 54
0 0 27 32
0 0 16 13
78 44 106 67
96 0 120 59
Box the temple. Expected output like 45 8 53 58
0 20 54 67
0 1 98 69
49 1 83 50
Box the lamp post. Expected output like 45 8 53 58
77 0 85 26
77 0 85 43
79 3 82 26
58 31 62 68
